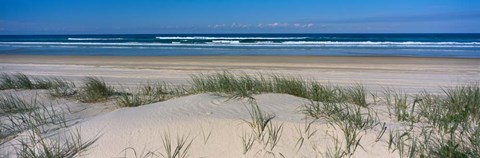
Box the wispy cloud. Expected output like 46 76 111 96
208 24 227 28
208 22 314 29
301 11 480 24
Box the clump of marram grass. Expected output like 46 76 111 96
382 83 480 131
382 83 480 158
190 72 266 97
309 82 342 103
0 92 99 157
160 133 194 158
1 99 68 139
240 100 284 155
15 128 100 158
241 130 255 154
302 101 378 130
47 78 77 98
9 73 34 89
115 93 144 107
0 73 15 89
383 88 415 122
190 72 368 107
344 84 368 107
115 83 171 107
415 83 480 132
302 101 379 156
271 75 309 98
244 102 275 141
139 82 172 102
120 133 194 158
77 77 116 103
0 92 95 156
387 122 480 158
440 83 480 127
0 73 60 90
266 122 284 151
0 93 35 115
294 120 318 152
0 94 37 142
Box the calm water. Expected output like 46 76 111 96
0 34 479 58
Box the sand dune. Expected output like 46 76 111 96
1 55 479 157
73 93 395 158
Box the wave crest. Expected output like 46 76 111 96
155 36 308 40
68 38 124 41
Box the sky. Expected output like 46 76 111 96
1 0 479 34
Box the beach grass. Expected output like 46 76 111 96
0 93 35 115
115 83 170 107
241 99 285 155
240 130 255 154
382 83 480 157
0 92 100 157
244 102 275 141
344 84 368 107
2 72 370 107
115 93 144 107
1 96 67 140
77 77 116 103
0 73 66 90
16 128 100 158
302 99 379 156
47 78 77 98
302 101 378 130
383 88 413 122
3 72 480 157
160 133 194 158
382 83 479 129
190 72 368 107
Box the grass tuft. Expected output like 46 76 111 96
16 128 100 158
47 78 77 98
77 77 115 103
303 101 378 156
0 73 66 90
383 88 414 122
190 72 369 107
244 102 275 141
344 84 368 107
0 93 35 115
240 130 255 154
160 133 194 158
115 93 144 107
115 83 170 107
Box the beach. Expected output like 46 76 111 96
3 0 479 157
1 55 479 92
0 55 479 157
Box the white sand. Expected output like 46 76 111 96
61 94 397 158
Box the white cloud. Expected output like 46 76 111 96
293 23 314 28
208 22 314 29
208 24 226 28
230 23 251 28
265 23 290 28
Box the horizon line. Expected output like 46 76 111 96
1 32 480 36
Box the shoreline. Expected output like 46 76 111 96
1 54 479 65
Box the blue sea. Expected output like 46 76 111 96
0 34 479 58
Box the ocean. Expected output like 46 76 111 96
0 34 479 58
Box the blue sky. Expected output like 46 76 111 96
1 0 479 34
